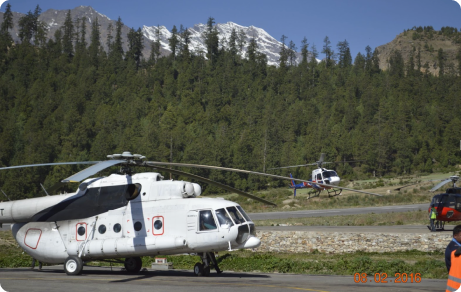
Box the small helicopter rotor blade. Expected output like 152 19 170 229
268 163 317 170
394 182 420 191
61 160 126 183
430 179 453 192
0 161 100 170
145 161 382 197
151 165 277 206
319 153 325 163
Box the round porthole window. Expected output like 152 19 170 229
113 223 121 233
154 220 162 230
134 221 142 231
77 226 86 236
98 225 106 234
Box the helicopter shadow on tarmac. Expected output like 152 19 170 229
19 266 270 280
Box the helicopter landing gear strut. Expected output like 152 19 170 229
327 188 342 197
193 252 222 276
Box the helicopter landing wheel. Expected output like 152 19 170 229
64 256 83 276
124 257 142 274
194 262 204 276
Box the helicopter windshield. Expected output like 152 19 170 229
322 171 338 178
236 206 252 222
215 208 234 227
226 206 246 225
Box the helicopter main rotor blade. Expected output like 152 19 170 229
268 163 317 170
145 161 382 197
151 165 277 206
430 179 452 192
0 161 100 170
61 160 126 182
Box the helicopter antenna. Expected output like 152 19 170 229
40 183 50 196
1 189 10 201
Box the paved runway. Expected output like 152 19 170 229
0 266 445 292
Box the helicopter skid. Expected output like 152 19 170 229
327 188 342 197
307 190 321 199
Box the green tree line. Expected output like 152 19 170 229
0 5 460 200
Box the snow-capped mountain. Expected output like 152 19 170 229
2 6 307 66
143 22 298 66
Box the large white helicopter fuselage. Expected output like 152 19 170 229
0 172 260 264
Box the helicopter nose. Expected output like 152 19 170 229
330 176 340 186
241 236 261 249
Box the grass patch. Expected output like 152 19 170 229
253 210 454 227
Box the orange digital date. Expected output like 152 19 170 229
354 273 422 283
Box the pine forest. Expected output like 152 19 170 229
1 5 461 200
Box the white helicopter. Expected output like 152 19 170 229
269 153 361 199
0 152 379 276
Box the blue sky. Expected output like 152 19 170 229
1 0 461 58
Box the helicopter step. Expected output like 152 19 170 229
193 252 222 276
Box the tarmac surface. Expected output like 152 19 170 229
0 266 445 292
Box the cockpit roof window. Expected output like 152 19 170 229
226 206 245 224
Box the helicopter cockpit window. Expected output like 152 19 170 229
215 208 234 227
317 174 322 181
236 206 252 222
226 206 246 224
199 210 217 231
322 171 338 178
125 183 141 201
431 195 441 205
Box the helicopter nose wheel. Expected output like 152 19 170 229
194 262 204 276
64 256 83 275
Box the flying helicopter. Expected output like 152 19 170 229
269 153 359 198
0 151 380 276
427 175 461 232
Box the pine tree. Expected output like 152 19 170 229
149 25 162 64
288 40 297 66
111 17 124 61
62 10 74 58
168 25 179 59
1 3 13 35
278 35 288 68
300 37 309 64
321 36 333 68
337 39 351 68
126 27 144 69
89 17 101 66
203 17 219 64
